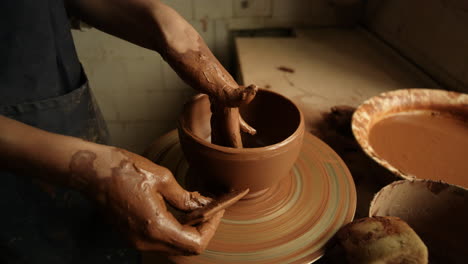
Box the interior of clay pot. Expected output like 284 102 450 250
370 179 468 263
352 89 468 186
183 89 302 148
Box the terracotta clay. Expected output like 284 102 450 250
209 86 258 148
369 111 468 188
159 25 258 148
337 216 428 264
209 99 243 148
370 180 468 263
352 89 468 185
178 89 305 196
143 130 357 264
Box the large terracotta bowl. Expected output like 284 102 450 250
352 88 468 185
178 89 304 197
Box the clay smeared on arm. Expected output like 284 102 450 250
65 0 258 147
151 3 258 148
160 35 258 147
67 147 229 255
0 114 233 255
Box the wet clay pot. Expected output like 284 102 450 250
178 89 304 197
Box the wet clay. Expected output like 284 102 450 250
143 130 357 264
160 28 257 148
178 89 304 194
154 3 259 148
210 99 243 148
68 148 225 255
369 111 468 188
336 216 428 264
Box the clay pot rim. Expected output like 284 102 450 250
369 179 468 217
179 88 305 154
351 88 468 183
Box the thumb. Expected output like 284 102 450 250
240 84 258 105
158 173 211 211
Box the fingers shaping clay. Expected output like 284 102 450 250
178 89 304 194
160 27 258 148
183 189 249 226
209 85 258 148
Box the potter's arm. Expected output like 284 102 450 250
66 0 256 106
66 0 257 147
0 115 223 255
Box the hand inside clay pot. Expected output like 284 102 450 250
0 0 258 259
209 85 258 148
179 89 305 198
154 2 258 148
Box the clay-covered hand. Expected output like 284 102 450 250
69 147 223 255
214 84 258 108
151 1 258 108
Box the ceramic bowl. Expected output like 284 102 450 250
178 89 304 197
352 88 468 183
370 179 468 263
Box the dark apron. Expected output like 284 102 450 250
0 0 138 263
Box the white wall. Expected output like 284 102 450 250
365 0 468 92
72 0 342 153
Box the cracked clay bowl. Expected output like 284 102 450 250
370 179 468 263
178 89 304 197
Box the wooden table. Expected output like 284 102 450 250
236 27 439 263
144 27 439 264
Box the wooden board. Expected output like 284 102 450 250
236 27 438 132
235 27 439 223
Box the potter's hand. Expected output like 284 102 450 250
0 115 224 254
0 116 223 255
149 2 258 107
212 84 258 108
159 18 259 108
65 1 258 106
65 0 257 146
70 148 223 255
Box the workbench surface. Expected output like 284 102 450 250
236 27 436 123
235 26 438 263
237 26 437 218
144 27 440 264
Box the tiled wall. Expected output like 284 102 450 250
365 0 468 92
72 0 341 153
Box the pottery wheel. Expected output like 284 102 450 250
143 130 356 264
